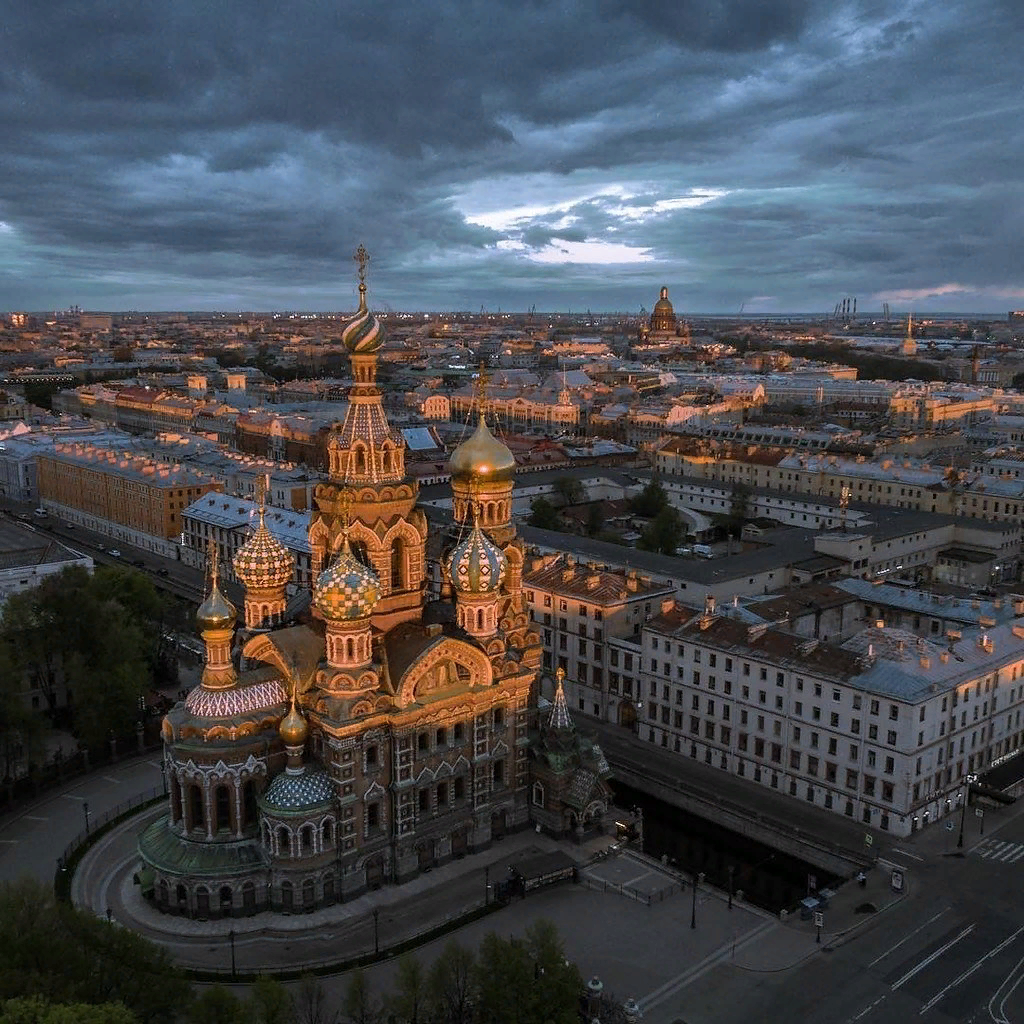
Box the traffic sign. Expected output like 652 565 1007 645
814 911 824 928
976 807 985 818
864 833 873 846
946 821 954 831
891 869 904 893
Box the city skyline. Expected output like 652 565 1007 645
1 0 1022 314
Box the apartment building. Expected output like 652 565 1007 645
182 493 312 587
523 552 675 723
37 443 218 554
637 598 1024 837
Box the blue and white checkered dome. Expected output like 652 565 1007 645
445 520 507 594
261 767 334 814
313 542 380 621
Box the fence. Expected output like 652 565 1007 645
579 875 681 906
55 785 166 897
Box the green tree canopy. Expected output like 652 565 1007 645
630 478 669 518
527 498 561 531
0 997 137 1024
638 506 685 556
0 880 186 1024
552 477 584 506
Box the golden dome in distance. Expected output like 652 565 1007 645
448 415 516 485
654 286 674 312
196 547 236 631
279 693 308 746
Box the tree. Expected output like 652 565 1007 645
387 956 426 1024
584 502 604 538
552 477 584 506
527 498 561 531
630 478 669 518
247 978 292 1024
0 997 137 1024
186 988 245 1024
0 639 46 780
340 971 375 1024
638 506 685 556
0 879 186 1024
726 482 752 537
426 941 475 1024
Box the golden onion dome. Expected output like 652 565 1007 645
232 511 294 591
313 541 380 621
448 416 516 486
279 699 309 746
196 577 236 632
653 286 674 312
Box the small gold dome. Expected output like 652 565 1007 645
448 416 516 485
279 700 308 746
196 579 236 632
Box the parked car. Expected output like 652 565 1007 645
109 549 121 558
132 558 145 568
157 568 170 577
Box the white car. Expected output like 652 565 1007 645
109 549 121 557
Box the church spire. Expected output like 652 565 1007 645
549 667 574 732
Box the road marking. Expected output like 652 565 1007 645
0 839 18 845
868 907 950 968
148 761 162 769
101 776 121 784
988 950 1024 1024
892 849 925 862
1010 848 1024 864
22 814 47 822
879 857 912 873
891 924 975 990
919 924 1024 1015
847 994 888 1022
62 794 86 802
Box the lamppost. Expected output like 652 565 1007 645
957 773 979 849
159 759 167 796
727 865 735 911
373 907 380 955
228 928 236 979
691 871 702 929
83 800 90 835
634 701 643 738
484 865 490 906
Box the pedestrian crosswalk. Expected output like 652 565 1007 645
974 838 1024 863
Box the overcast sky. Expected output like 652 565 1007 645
1 0 1021 314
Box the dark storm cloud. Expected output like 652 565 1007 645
0 0 1020 311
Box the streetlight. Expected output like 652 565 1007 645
727 865 735 911
957 773 979 849
691 871 703 929
635 701 643 738
484 865 489 906
83 801 90 835
373 907 380 955
228 928 236 978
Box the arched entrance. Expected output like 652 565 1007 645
619 702 637 730
491 809 507 840
365 857 384 891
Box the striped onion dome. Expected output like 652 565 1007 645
342 286 384 354
232 509 294 591
313 540 380 621
445 515 507 594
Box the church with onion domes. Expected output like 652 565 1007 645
137 249 610 918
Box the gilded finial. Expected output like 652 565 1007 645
354 244 370 311
256 473 268 526
207 538 219 589
475 362 489 422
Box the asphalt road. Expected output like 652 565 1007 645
682 800 1024 1024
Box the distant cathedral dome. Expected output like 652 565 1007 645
448 416 516 486
233 510 294 591
313 541 380 621
445 513 507 594
650 286 677 333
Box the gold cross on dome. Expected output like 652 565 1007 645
475 362 489 414
207 538 219 586
354 244 370 287
338 489 353 533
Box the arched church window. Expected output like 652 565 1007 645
476 608 484 631
354 448 366 475
188 785 203 832
532 782 545 807
277 826 290 856
391 537 406 591
242 781 257 827
346 637 354 660
382 448 392 473
301 824 314 854
214 785 231 832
